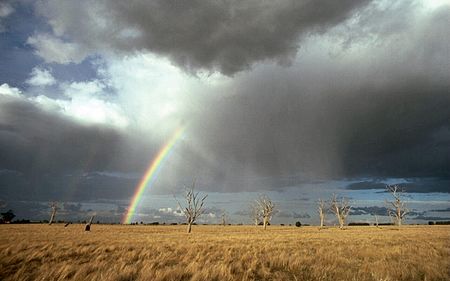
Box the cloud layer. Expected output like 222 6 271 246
32 0 372 75
0 0 449 209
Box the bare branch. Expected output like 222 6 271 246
330 194 351 229
385 185 408 226
255 194 276 230
49 202 58 225
175 182 208 233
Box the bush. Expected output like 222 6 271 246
295 221 301 227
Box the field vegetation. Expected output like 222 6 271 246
1 224 449 281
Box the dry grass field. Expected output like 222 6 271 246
0 224 449 281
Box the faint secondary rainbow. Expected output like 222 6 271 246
123 126 186 224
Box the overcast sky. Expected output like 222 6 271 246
0 0 449 223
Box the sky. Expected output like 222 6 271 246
0 0 449 224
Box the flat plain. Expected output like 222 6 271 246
0 224 449 281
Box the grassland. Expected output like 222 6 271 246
0 224 449 281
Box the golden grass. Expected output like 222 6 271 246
0 224 449 281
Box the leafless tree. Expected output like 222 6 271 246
317 199 327 228
221 211 228 226
49 202 58 225
373 214 379 227
175 183 207 233
85 215 95 231
249 202 262 226
330 194 351 229
256 195 276 230
385 185 408 226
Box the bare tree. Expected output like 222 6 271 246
85 215 95 231
373 214 379 227
221 211 228 226
175 183 208 233
49 202 58 225
330 194 351 229
256 195 276 230
317 199 326 228
249 202 262 226
385 185 408 226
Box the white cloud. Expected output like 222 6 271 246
54 80 128 128
0 83 22 98
101 53 230 136
0 2 14 32
0 3 13 17
27 33 89 64
26 67 56 87
0 81 128 129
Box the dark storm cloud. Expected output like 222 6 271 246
347 182 387 191
276 211 310 219
0 95 160 201
0 96 126 173
347 179 450 193
412 215 450 221
1 0 449 202
349 206 425 217
189 74 450 184
429 207 450 213
34 0 371 75
184 4 450 186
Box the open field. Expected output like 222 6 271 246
0 225 449 281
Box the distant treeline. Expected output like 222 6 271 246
428 221 450 225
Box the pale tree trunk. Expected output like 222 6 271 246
319 212 324 228
255 218 259 226
338 216 344 229
85 215 94 231
263 217 268 230
187 222 192 233
49 203 57 225
49 211 56 225
375 215 379 227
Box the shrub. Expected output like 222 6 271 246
295 221 301 227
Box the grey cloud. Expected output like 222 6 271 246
347 182 387 191
34 0 371 75
412 215 450 221
347 179 450 193
350 206 425 216
0 95 165 201
182 5 450 187
350 206 389 216
277 211 310 219
429 207 450 213
2 0 450 204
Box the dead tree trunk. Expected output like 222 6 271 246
250 203 261 226
221 212 227 226
330 194 351 229
256 195 275 230
85 215 95 231
318 199 326 228
49 202 58 225
263 216 269 230
386 185 408 226
175 182 207 234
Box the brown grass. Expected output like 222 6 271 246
1 224 449 281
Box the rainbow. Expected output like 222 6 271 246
123 126 186 224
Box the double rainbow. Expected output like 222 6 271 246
123 126 185 224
